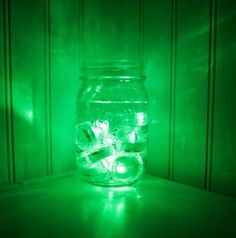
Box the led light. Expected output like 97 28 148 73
25 110 33 121
137 112 144 123
116 164 127 174
129 131 136 143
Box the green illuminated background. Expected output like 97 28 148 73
0 0 236 197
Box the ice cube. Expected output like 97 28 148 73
112 126 134 143
123 141 147 152
75 122 96 151
100 155 116 171
138 150 148 168
111 153 144 181
123 111 148 126
88 145 115 164
128 125 148 143
76 153 96 176
76 152 109 177
91 120 116 147
76 142 117 180
92 120 109 138
135 112 148 126
112 136 123 151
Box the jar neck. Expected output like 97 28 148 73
81 61 145 81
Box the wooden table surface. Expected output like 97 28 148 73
0 172 235 238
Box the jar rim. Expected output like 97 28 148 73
82 60 142 69
80 60 145 81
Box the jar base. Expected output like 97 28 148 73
85 176 142 187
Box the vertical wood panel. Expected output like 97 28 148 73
211 0 236 197
173 0 210 188
84 0 140 62
10 0 48 181
50 0 80 173
0 0 8 184
143 0 172 178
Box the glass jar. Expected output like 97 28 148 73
75 61 148 186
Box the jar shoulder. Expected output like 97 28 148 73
77 81 148 102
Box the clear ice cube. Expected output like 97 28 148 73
76 153 98 177
112 126 134 143
76 145 117 179
76 151 110 178
123 141 147 152
92 120 114 146
123 111 148 126
135 112 148 126
75 121 96 151
87 145 115 164
139 150 148 168
128 125 148 143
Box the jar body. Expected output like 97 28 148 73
75 66 148 186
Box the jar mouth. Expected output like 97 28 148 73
81 60 145 81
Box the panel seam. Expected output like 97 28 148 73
205 0 217 191
168 0 177 181
44 0 53 175
3 0 15 183
138 0 144 65
80 0 85 63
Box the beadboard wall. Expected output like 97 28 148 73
0 0 236 197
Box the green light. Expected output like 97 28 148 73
25 110 33 122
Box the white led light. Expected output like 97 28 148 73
129 131 136 143
26 110 33 121
136 112 145 125
116 164 127 174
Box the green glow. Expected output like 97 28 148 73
25 110 33 123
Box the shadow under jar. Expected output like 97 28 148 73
75 61 149 186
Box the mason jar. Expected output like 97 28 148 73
75 61 148 186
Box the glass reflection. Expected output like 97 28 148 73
78 184 141 238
